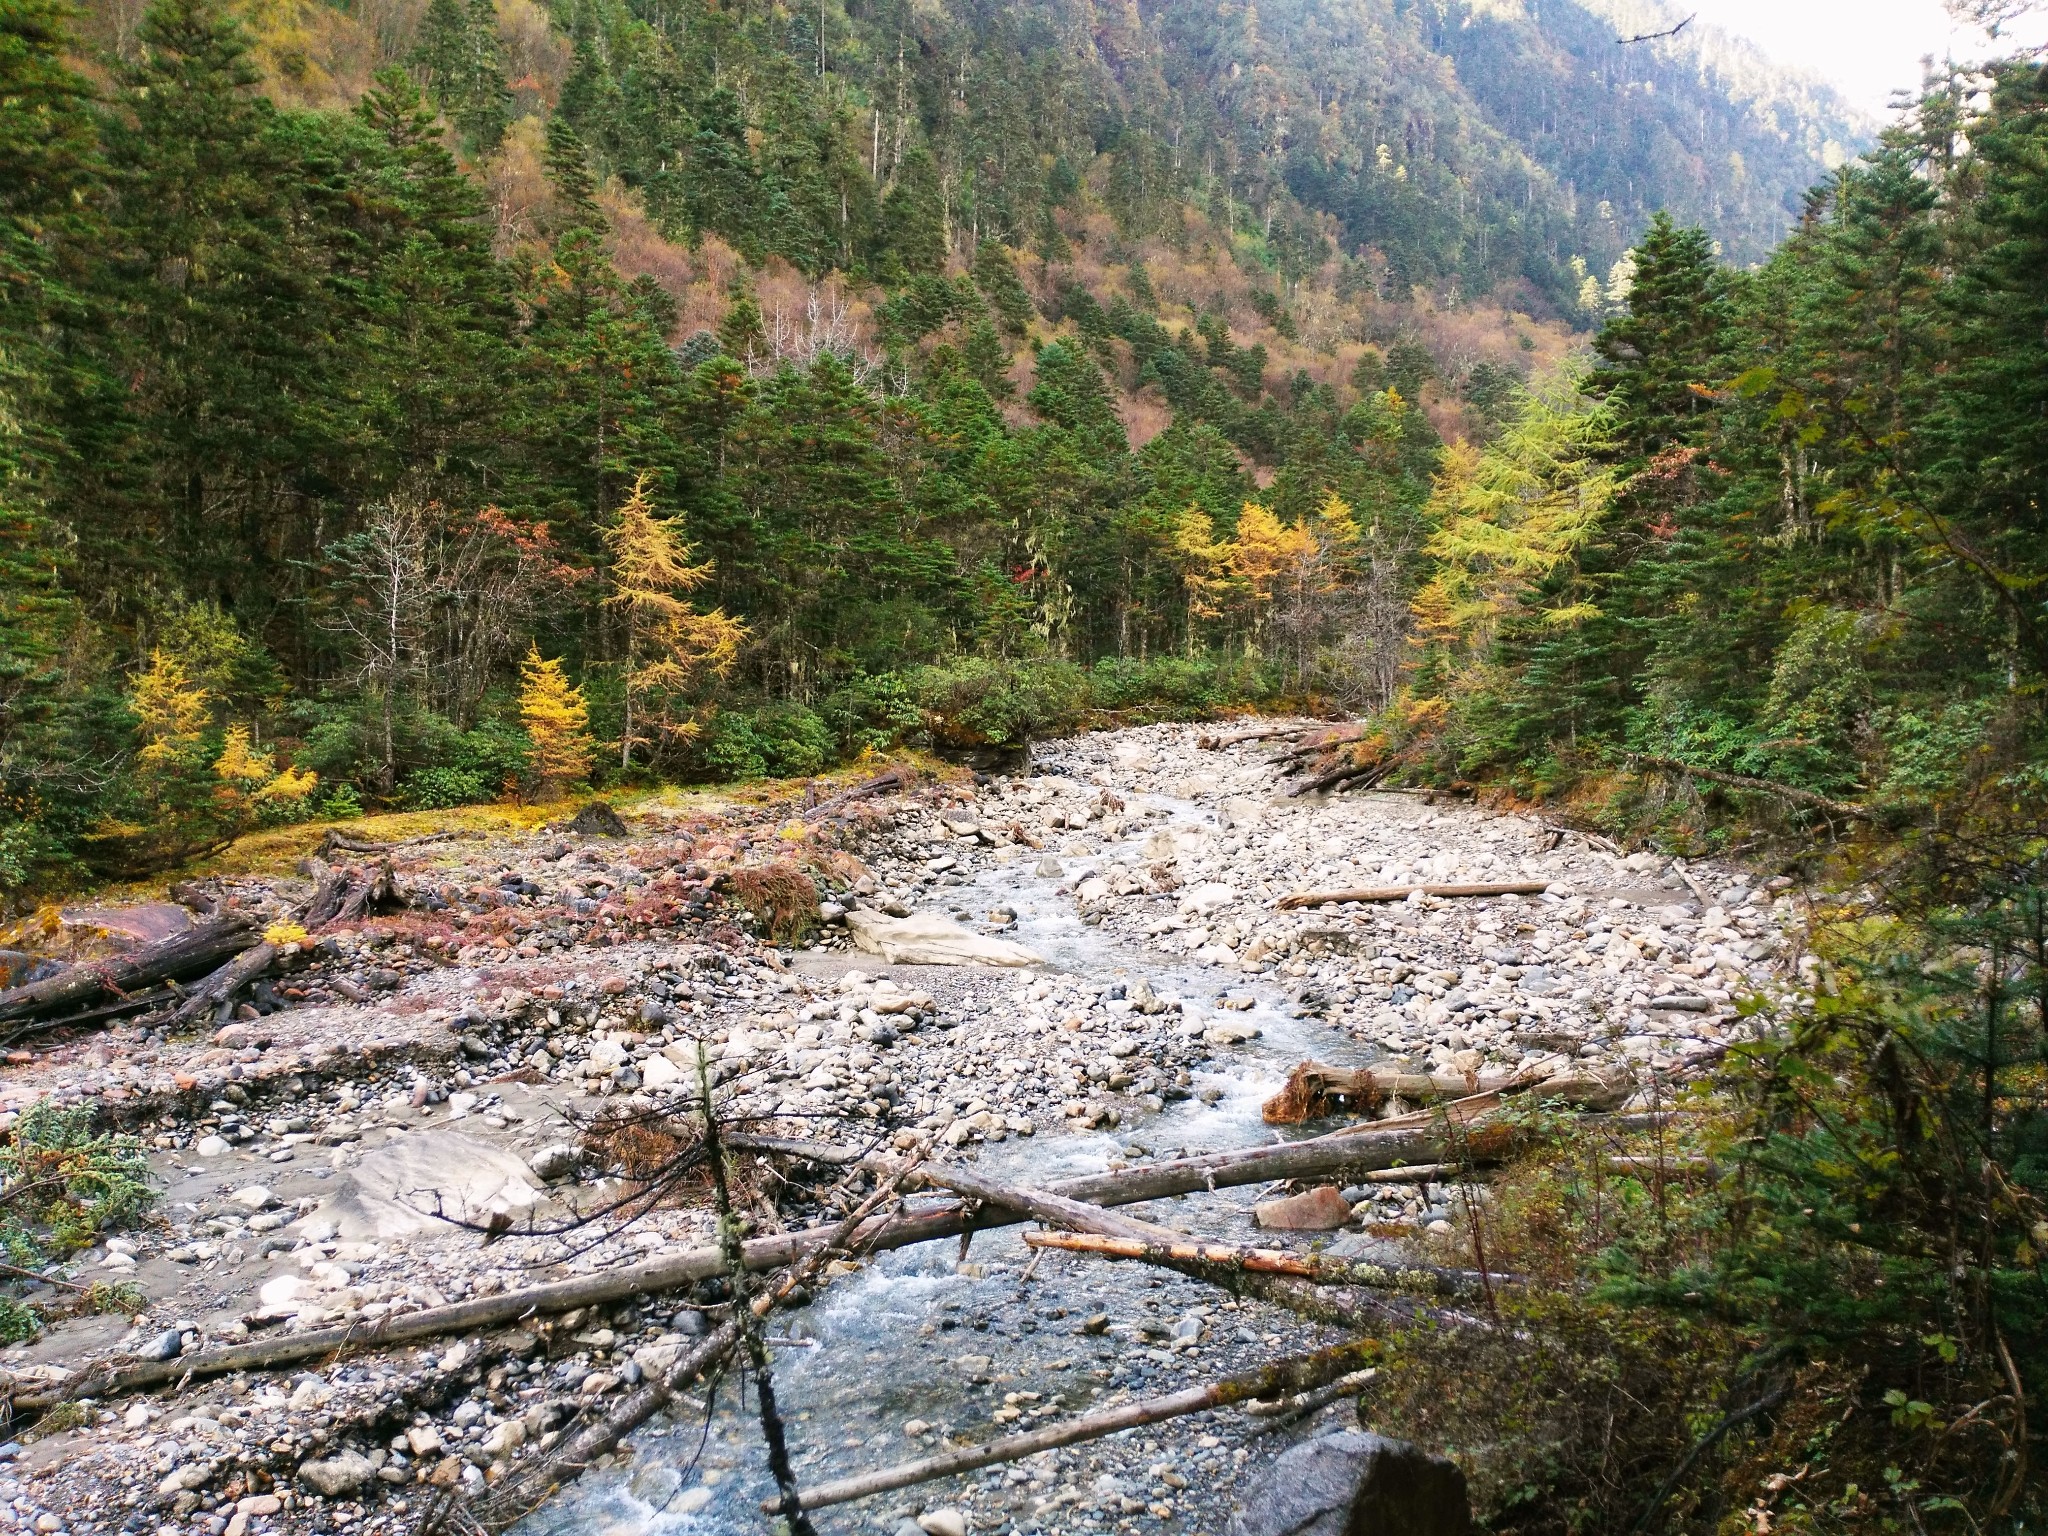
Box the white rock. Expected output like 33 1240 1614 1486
640 1053 683 1089
845 910 1043 968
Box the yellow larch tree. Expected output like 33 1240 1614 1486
604 474 748 767
1413 369 1617 676
519 646 596 797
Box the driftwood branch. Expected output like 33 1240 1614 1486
776 1341 1381 1513
1630 755 1872 821
1277 881 1551 911
1262 1059 1634 1124
918 1165 1184 1244
1197 724 1308 750
17 1095 1522 1410
1020 1232 1511 1298
0 916 258 1028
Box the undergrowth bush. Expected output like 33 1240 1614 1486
1363 840 2047 1535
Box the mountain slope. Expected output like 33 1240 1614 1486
105 0 1867 316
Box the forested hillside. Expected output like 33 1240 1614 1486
13 0 2022 908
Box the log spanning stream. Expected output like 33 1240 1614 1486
521 782 1375 1536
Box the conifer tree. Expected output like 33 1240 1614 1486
1588 213 1733 453
518 646 594 796
409 0 508 150
718 286 766 366
544 117 602 228
604 474 746 767
880 147 948 276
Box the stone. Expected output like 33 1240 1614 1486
566 801 629 837
228 1185 277 1211
1253 1186 1355 1232
529 1143 582 1182
133 1327 183 1362
298 1448 378 1497
1226 1431 1471 1536
158 1464 212 1496
640 1052 683 1090
917 1510 968 1536
194 1135 230 1157
302 1128 543 1239
845 910 1043 969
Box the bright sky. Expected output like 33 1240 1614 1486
1686 0 2040 115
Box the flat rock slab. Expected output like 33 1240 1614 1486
845 909 1044 968
301 1129 545 1240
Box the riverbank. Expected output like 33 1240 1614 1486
0 723 1801 1536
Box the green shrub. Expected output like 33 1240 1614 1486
402 766 492 808
752 703 835 777
317 784 365 820
702 710 768 781
908 656 1090 746
0 1102 154 1266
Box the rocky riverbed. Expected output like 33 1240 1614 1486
0 723 1806 1536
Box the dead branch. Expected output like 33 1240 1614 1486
17 1095 1527 1410
775 1340 1381 1513
1262 1060 1634 1123
1617 12 1693 42
918 1164 1184 1244
0 916 259 1028
1019 1233 1510 1297
463 1145 925 1532
801 766 915 822
1196 724 1308 750
1277 881 1552 910
1629 754 1873 821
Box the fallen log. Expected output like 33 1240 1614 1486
1196 724 1307 750
802 765 915 822
16 1096 1520 1409
775 1340 1381 1513
166 940 280 1031
318 828 462 856
919 1165 1184 1245
1262 1060 1634 1124
463 1160 921 1532
1276 881 1552 911
0 987 180 1046
0 915 259 1027
1021 1232 1511 1298
166 859 399 1030
1288 759 1391 798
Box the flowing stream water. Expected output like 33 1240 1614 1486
524 782 1377 1536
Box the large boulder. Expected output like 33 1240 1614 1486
301 1129 545 1240
844 909 1043 968
1227 1431 1471 1536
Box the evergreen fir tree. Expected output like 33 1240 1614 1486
880 146 947 276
